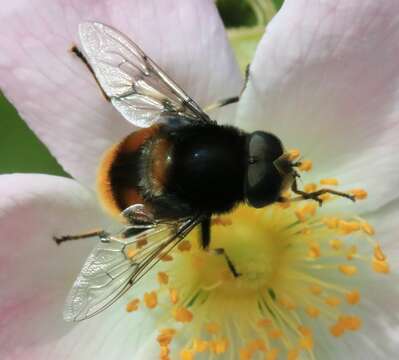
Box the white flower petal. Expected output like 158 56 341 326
0 174 109 359
366 199 399 263
0 0 241 188
238 0 399 212
52 300 159 360
329 201 399 359
9 284 160 360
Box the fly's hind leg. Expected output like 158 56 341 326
70 45 110 101
53 229 109 245
200 217 241 278
204 64 250 112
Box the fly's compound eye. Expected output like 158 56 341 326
245 131 284 208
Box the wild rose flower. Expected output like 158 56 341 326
1 0 399 359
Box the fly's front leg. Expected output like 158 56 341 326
53 229 109 245
200 217 241 278
70 45 110 101
204 64 250 112
290 177 355 206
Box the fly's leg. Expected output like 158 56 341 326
290 176 356 206
204 64 250 112
204 96 240 112
200 218 241 277
212 248 241 277
200 217 212 249
70 45 110 101
53 229 109 245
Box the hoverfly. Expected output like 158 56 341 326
57 22 354 322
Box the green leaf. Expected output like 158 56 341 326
0 93 67 176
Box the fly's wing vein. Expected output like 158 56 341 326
63 217 199 321
78 22 210 127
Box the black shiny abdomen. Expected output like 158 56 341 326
165 123 247 215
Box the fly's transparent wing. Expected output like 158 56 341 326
63 217 199 322
78 22 210 127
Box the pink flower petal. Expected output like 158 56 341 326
238 0 399 212
0 174 108 359
0 0 241 188
350 202 399 358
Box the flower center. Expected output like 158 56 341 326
125 158 390 360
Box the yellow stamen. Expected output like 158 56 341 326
299 160 313 172
330 238 343 250
295 203 317 221
279 295 297 310
247 339 267 352
126 298 140 312
306 306 320 318
372 258 390 274
298 325 312 337
169 288 179 304
157 272 169 285
339 265 358 276
287 348 300 360
295 209 307 222
325 296 341 307
266 349 279 360
330 323 345 337
160 345 170 360
136 238 148 248
288 148 300 161
144 291 158 309
319 193 332 202
180 349 194 360
323 217 339 229
209 338 228 354
339 315 362 331
300 335 313 350
338 220 360 234
126 248 138 259
178 240 191 252
346 245 357 260
268 329 283 339
192 339 208 353
350 188 368 200
308 242 321 258
239 349 251 360
309 285 323 296
303 203 317 216
160 253 174 262
320 178 339 185
173 307 193 323
212 217 232 226
304 183 317 192
278 198 291 209
257 318 272 328
346 290 360 305
206 322 220 334
157 328 176 346
362 222 375 235
374 244 386 261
